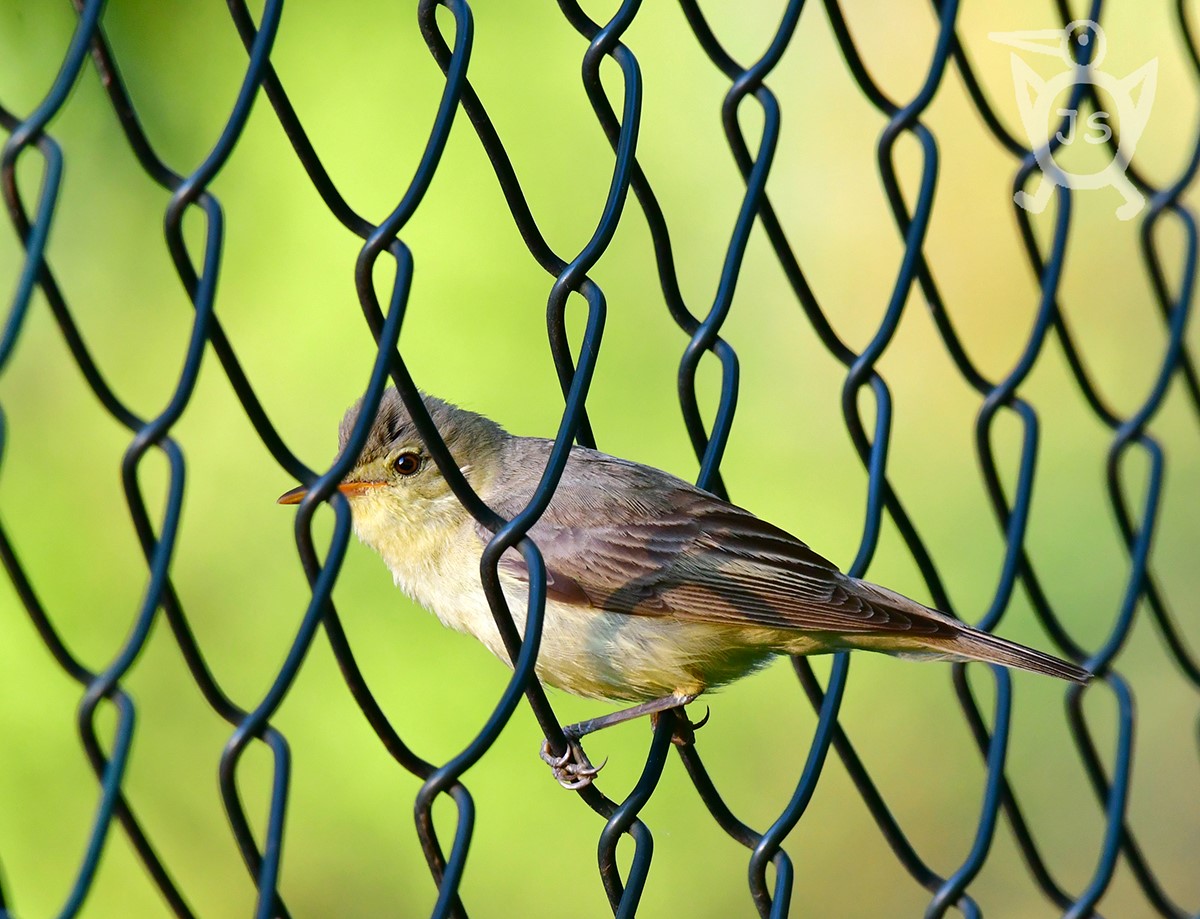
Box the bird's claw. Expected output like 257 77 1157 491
540 739 606 789
651 704 711 747
539 740 572 770
675 704 711 745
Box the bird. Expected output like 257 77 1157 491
278 389 1090 788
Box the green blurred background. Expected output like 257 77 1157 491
1 2 1198 917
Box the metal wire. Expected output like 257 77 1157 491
1 1 1197 917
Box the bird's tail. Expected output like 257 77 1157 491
833 580 1091 684
948 626 1090 684
878 627 1090 683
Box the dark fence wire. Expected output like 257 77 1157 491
1 1 1197 917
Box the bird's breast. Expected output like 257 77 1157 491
361 513 793 701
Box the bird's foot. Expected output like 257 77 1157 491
540 738 606 790
651 704 711 747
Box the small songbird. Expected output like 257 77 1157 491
279 389 1089 787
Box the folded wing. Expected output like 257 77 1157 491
481 441 957 640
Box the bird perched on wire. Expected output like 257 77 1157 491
278 389 1090 788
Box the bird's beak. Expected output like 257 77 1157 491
987 28 1065 56
276 481 387 505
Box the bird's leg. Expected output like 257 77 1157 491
540 692 699 789
564 691 698 741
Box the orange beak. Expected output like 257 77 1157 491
276 481 386 505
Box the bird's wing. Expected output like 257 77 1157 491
479 442 954 639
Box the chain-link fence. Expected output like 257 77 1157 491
2 1 1198 917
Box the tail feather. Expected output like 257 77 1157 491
952 627 1091 684
853 580 1091 684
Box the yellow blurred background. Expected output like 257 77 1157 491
1 1 1198 917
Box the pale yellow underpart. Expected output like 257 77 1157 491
345 480 840 702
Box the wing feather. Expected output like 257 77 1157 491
482 441 955 639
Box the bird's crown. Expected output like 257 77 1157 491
338 388 506 468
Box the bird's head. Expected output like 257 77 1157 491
277 389 507 534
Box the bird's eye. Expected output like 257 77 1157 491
394 452 421 476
